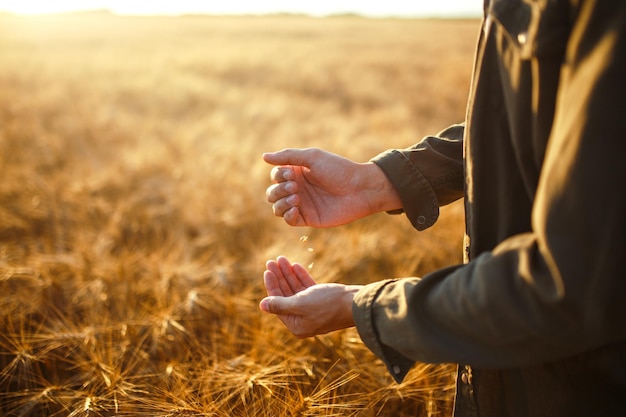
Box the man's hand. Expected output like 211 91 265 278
259 256 361 338
264 148 402 228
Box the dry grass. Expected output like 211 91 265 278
0 12 478 416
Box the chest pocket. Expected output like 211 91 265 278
488 0 569 60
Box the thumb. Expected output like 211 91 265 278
263 148 316 168
259 296 293 315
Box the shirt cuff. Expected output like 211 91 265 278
370 150 439 231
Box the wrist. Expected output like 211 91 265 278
361 162 403 214
335 285 361 329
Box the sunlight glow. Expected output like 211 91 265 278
0 0 482 17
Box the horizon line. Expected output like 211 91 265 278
0 7 483 19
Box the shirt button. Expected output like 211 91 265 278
392 365 401 375
417 216 426 225
517 32 528 45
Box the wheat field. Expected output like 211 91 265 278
0 12 478 416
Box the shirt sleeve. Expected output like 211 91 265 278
354 1 626 381
370 123 464 231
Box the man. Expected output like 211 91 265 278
259 1 626 415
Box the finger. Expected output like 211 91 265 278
259 296 280 313
271 195 299 218
293 263 316 288
276 256 310 293
283 206 305 227
276 256 299 294
259 295 295 315
265 181 297 204
285 261 315 291
269 166 295 183
266 260 295 296
263 270 284 297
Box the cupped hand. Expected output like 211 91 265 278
259 256 361 338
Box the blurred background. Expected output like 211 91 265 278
0 3 478 416
0 0 482 18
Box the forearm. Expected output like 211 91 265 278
353 231 626 379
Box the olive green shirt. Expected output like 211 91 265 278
352 1 626 415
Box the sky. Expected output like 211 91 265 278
0 1 482 18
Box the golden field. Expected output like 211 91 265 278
0 12 478 416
